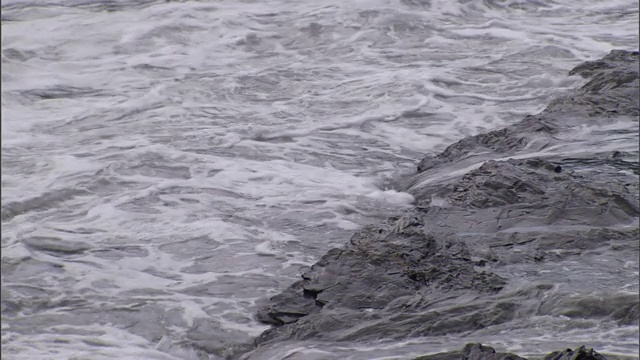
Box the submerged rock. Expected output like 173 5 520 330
241 50 639 359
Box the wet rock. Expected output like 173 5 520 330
413 343 526 360
244 50 639 358
543 346 608 360
255 217 509 345
416 50 639 173
411 344 611 360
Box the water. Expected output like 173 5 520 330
1 0 638 359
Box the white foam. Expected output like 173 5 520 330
2 0 638 358
366 189 415 206
254 241 278 257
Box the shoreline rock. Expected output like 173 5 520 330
412 343 613 360
238 49 639 359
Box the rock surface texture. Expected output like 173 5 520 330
412 344 611 360
241 50 639 359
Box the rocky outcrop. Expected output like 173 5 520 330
254 214 510 345
415 49 639 175
241 50 639 359
413 343 526 360
541 346 608 360
411 344 612 360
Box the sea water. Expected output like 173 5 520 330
1 0 638 359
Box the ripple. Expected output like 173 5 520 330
1 0 638 358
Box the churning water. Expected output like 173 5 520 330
1 0 638 359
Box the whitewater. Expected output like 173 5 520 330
1 0 638 359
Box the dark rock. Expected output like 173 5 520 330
411 344 611 360
416 50 639 174
413 343 526 360
543 346 609 360
255 217 510 345
242 50 639 359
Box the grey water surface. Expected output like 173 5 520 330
1 0 638 359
